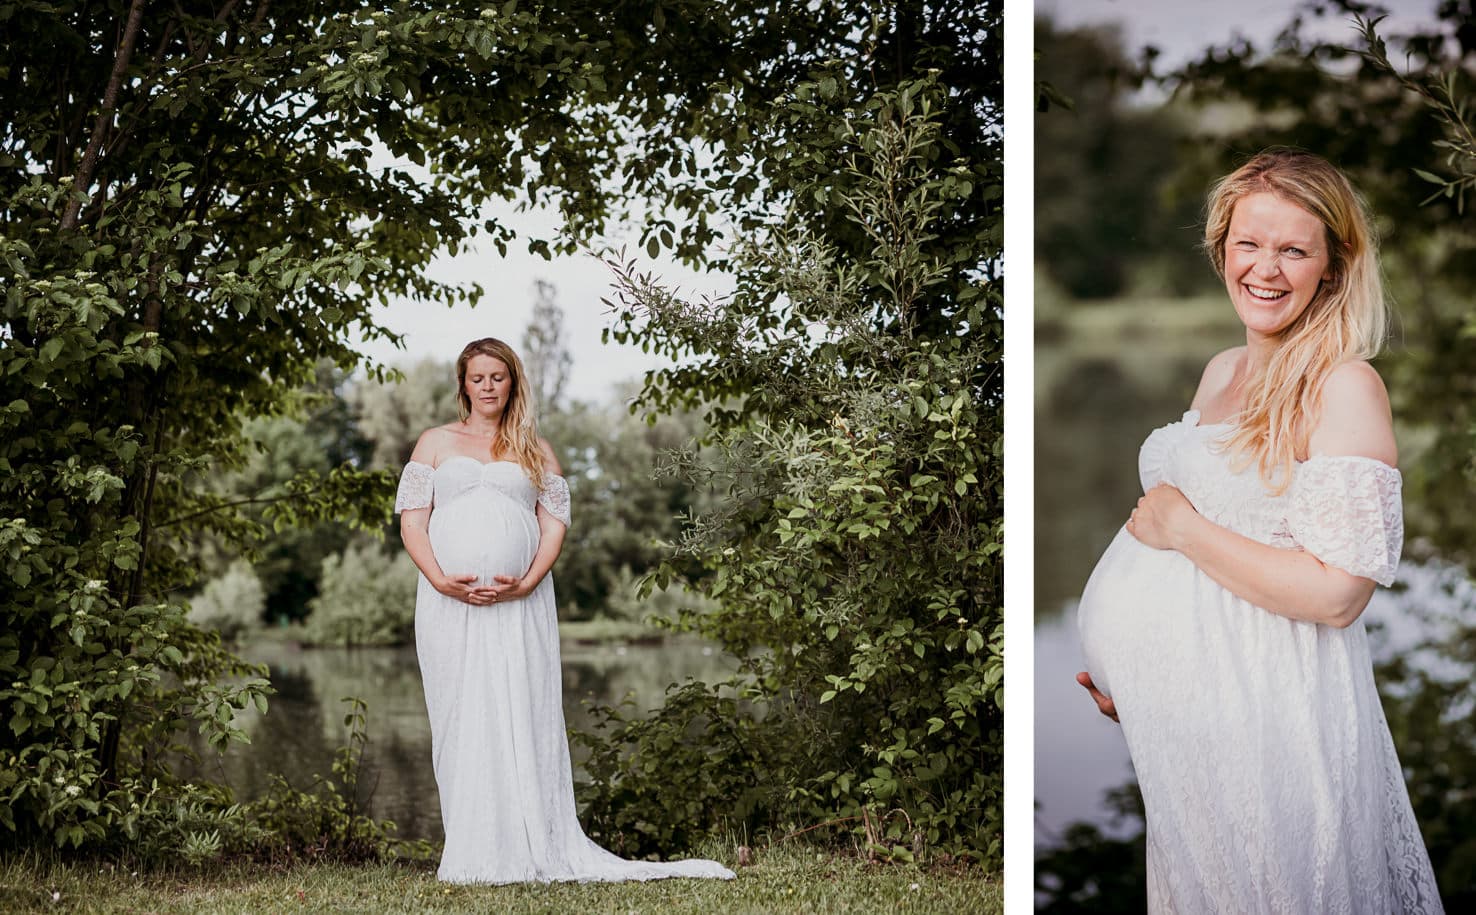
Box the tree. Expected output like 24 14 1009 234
187 560 267 644
350 360 459 471
587 13 1001 858
0 0 933 852
543 385 718 620
1034 18 1208 300
522 280 574 413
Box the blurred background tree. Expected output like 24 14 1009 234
1034 20 1208 300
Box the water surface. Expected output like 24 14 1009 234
195 637 735 842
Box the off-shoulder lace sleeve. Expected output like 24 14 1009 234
1138 410 1198 492
538 473 571 528
394 461 434 513
1287 456 1402 586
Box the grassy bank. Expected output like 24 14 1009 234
244 616 676 649
0 844 1001 914
1034 280 1244 414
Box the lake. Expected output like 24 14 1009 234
190 636 736 842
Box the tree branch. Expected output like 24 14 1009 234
157 492 296 529
61 0 148 230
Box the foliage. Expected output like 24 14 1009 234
1354 27 1476 899
245 698 419 864
0 0 805 853
545 392 719 621
302 540 419 648
0 591 271 850
1 0 998 858
1033 784 1147 914
219 369 372 626
349 359 459 472
1359 15 1476 214
187 560 266 643
118 782 271 868
1352 12 1476 582
573 680 778 856
594 54 1000 864
599 571 720 625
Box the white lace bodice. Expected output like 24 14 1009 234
394 458 571 528
1139 410 1402 585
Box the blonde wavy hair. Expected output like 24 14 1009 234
455 337 547 489
1202 148 1387 491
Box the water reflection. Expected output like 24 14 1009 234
1035 347 1219 616
192 637 735 842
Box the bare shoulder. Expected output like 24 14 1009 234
408 424 458 465
537 436 563 475
1189 346 1245 411
1308 361 1397 465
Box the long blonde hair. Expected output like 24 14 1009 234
455 337 547 488
1202 148 1387 490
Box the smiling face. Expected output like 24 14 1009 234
1223 191 1332 343
462 353 514 421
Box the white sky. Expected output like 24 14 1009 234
1038 0 1443 70
352 190 734 406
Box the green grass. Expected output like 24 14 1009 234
0 843 1001 914
556 616 671 644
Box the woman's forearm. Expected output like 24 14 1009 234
520 512 566 587
1173 512 1376 627
400 513 448 586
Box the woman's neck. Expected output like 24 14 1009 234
1243 331 1279 377
460 417 500 439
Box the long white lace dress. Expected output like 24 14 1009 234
1077 410 1443 914
395 457 736 884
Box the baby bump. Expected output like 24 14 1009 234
428 493 539 584
1076 527 1202 699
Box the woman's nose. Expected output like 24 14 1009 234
1252 251 1282 277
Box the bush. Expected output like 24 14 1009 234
189 560 267 642
574 681 780 856
302 540 418 647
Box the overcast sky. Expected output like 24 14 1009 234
1037 0 1443 70
352 186 734 406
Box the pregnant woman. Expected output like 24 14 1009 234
394 337 734 885
1075 150 1442 912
